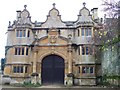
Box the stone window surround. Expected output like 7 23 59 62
12 65 28 73
16 29 30 38
80 45 92 55
82 66 94 74
13 66 23 73
81 27 92 37
14 47 29 55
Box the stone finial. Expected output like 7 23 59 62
24 5 27 9
9 21 11 27
83 2 86 7
53 3 56 8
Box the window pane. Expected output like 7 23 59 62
86 47 89 55
27 31 30 37
13 66 17 73
81 28 84 36
85 28 88 36
17 66 20 73
18 48 21 55
23 30 26 37
26 48 29 55
90 67 94 74
82 67 86 73
19 66 21 73
86 67 89 73
22 48 24 55
20 30 22 37
16 31 19 37
25 66 27 73
82 46 85 55
15 48 17 55
21 66 23 73
88 28 92 36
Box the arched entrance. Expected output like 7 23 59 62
41 54 65 85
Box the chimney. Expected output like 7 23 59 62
91 8 98 20
16 10 21 20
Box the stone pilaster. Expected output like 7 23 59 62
33 52 37 73
32 51 37 84
38 63 41 84
68 45 72 73
67 34 73 86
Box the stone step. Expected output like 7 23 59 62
1 87 120 90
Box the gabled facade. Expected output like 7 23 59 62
4 3 102 86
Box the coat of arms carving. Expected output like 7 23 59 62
49 35 57 44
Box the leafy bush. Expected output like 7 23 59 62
101 75 120 87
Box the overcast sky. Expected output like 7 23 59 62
0 0 105 59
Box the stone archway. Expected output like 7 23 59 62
41 54 65 85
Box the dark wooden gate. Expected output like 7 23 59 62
41 55 64 85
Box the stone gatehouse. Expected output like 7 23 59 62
4 3 102 86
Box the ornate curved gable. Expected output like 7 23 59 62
16 5 32 25
41 3 66 28
75 2 93 26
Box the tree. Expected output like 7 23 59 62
102 0 120 38
102 0 120 18
96 0 120 85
